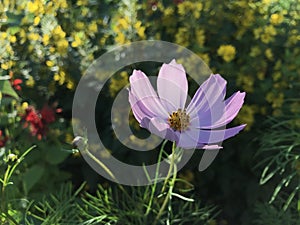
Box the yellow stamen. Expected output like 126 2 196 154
168 108 190 132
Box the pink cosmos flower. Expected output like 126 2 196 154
128 59 246 149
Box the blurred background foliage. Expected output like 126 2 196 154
0 0 299 224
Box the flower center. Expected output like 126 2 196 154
168 108 190 132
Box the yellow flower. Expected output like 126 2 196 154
118 17 130 30
46 60 54 67
0 32 7 39
217 45 236 62
27 33 40 41
134 21 145 38
236 105 256 131
115 32 126 44
45 1 55 14
242 10 254 27
237 74 254 93
287 33 300 45
75 21 85 30
195 30 205 46
164 7 174 16
21 102 29 110
177 1 193 16
71 35 82 47
109 71 129 97
175 27 189 47
265 25 277 36
57 0 68 8
250 46 261 57
9 35 17 43
26 76 35 87
56 39 69 54
88 21 98 33
65 133 74 144
42 34 50 46
197 53 210 66
54 70 66 85
193 2 203 19
53 73 60 81
49 46 56 53
261 33 272 44
265 48 273 60
53 25 66 40
27 1 39 13
253 28 262 39
27 0 44 14
1 62 9 70
66 80 74 90
257 72 265 80
270 13 284 25
76 0 88 6
19 29 27 44
33 16 40 26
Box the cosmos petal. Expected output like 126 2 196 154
176 124 246 148
129 90 156 123
199 124 246 144
199 91 246 129
129 70 169 118
157 59 188 112
187 74 227 120
140 117 178 142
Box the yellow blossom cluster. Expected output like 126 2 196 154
112 16 146 44
254 25 277 44
109 71 129 97
177 1 203 19
0 0 103 94
217 45 236 62
137 0 300 129
0 0 299 132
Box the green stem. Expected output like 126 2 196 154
1 145 36 224
1 165 11 216
7 145 36 182
153 142 177 225
161 142 176 193
145 140 168 216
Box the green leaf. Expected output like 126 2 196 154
22 164 45 195
3 12 23 26
0 80 19 99
7 26 21 35
41 15 58 35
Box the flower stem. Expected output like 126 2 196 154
153 142 177 225
1 145 36 224
161 142 176 194
145 140 168 216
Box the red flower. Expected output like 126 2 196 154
12 79 23 91
23 106 44 140
40 105 56 124
23 105 57 140
0 130 8 147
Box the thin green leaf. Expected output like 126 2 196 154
0 80 19 99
